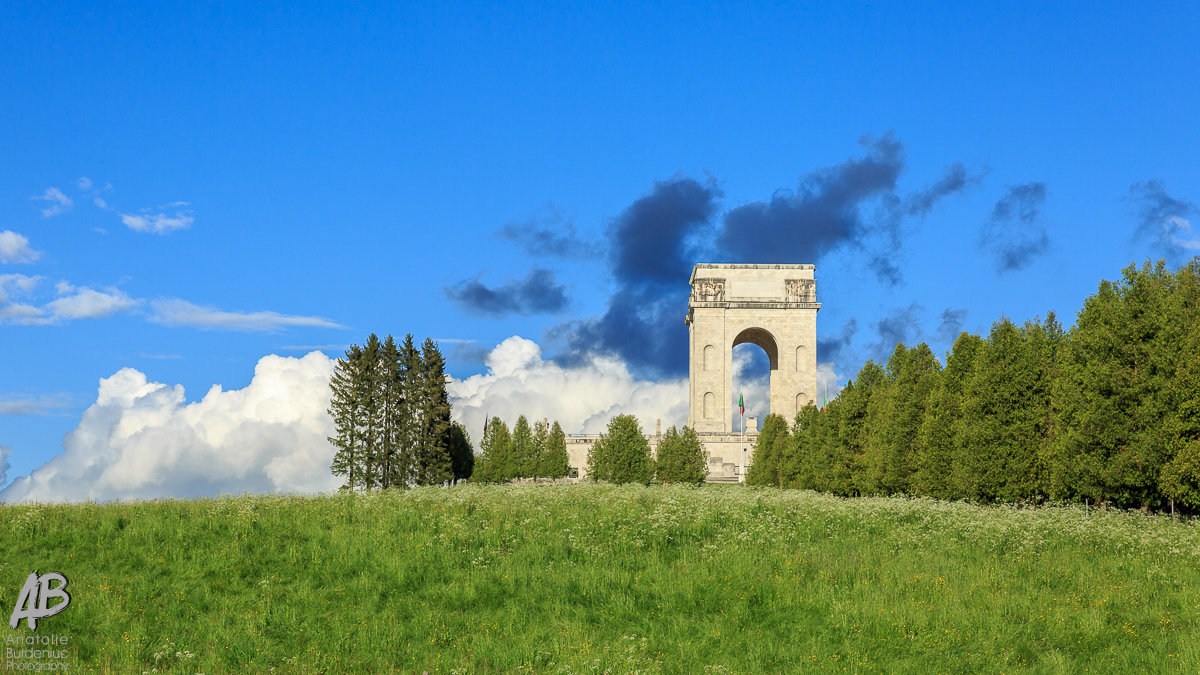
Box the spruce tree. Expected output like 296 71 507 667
878 344 940 495
781 405 815 489
476 417 511 483
747 413 788 486
510 416 536 480
833 361 884 496
328 344 365 490
914 332 983 499
447 422 474 484
414 338 453 486
539 420 570 478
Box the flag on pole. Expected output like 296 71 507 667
738 393 744 416
483 414 489 437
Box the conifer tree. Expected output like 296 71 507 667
914 332 983 499
510 416 536 480
832 361 884 496
412 338 453 486
1052 262 1176 506
532 419 549 477
447 422 474 484
747 414 788 486
539 420 571 478
329 344 366 490
475 417 511 483
876 344 940 495
1159 260 1200 510
781 404 817 489
588 414 653 484
655 426 708 484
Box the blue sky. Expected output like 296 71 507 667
1 2 1197 500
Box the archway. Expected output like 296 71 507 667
731 327 778 430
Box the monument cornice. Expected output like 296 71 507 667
690 263 815 284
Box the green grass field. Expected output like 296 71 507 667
2 483 1199 673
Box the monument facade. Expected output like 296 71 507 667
686 264 820 433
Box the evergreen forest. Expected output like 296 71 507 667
748 259 1200 513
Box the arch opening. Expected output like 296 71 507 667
732 327 779 370
732 341 772 430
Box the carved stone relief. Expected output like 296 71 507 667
784 279 816 302
692 278 726 302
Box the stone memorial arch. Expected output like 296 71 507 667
686 264 820 434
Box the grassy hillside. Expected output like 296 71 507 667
2 484 1199 673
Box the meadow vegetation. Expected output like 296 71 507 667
3 483 1199 673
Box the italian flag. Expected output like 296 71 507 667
738 393 744 416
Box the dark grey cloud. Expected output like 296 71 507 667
498 204 597 258
445 268 568 317
552 135 979 377
715 135 981 287
715 133 905 268
1129 181 1199 261
905 162 984 217
936 308 968 345
981 182 1050 272
817 318 858 364
872 303 924 358
869 256 903 287
557 177 721 376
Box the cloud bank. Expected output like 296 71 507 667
448 336 690 438
0 352 341 503
1 336 850 502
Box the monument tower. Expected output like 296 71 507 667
686 264 820 433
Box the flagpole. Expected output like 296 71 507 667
740 395 745 484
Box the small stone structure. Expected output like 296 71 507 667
565 263 819 481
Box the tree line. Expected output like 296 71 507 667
748 259 1200 513
474 415 572 482
328 333 473 490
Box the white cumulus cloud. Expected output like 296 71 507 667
0 231 41 264
32 187 72 217
0 352 340 503
149 298 344 332
120 210 193 234
447 336 689 438
46 284 139 320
